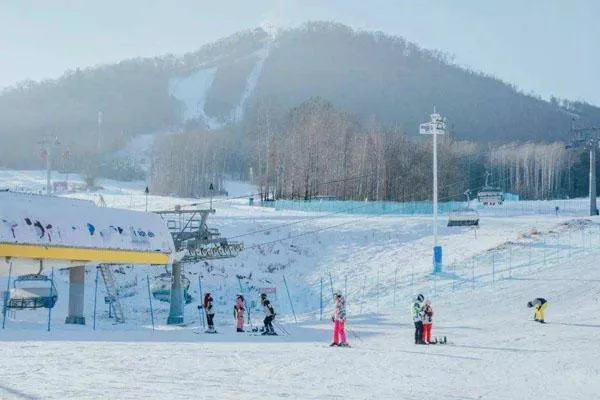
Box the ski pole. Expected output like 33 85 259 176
274 320 290 336
345 325 363 342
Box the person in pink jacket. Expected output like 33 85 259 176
233 295 245 332
422 300 434 344
330 293 349 347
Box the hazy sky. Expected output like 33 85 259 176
1 0 598 105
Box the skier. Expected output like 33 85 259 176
411 294 425 344
260 293 277 335
204 292 216 333
421 299 434 344
233 294 245 332
330 293 349 347
527 297 548 323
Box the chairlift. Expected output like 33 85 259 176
7 274 58 309
448 190 480 227
477 172 504 205
150 272 192 304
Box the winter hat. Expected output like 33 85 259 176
417 294 424 302
527 301 533 308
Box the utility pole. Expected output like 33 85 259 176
419 107 447 273
97 111 103 152
566 119 600 216
38 136 61 195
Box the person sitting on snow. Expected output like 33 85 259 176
411 294 425 344
527 297 548 323
422 299 434 344
233 295 245 332
331 293 349 347
260 293 277 335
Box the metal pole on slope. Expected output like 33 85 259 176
569 229 572 258
393 268 398 306
377 269 380 314
328 272 335 299
283 275 297 323
492 253 495 286
472 258 475 289
2 260 13 329
93 267 99 331
509 246 513 279
360 275 366 314
146 275 155 331
47 267 54 332
320 277 323 321
344 275 348 300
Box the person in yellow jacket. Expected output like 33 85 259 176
527 298 548 323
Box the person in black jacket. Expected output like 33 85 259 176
203 293 216 333
260 293 277 335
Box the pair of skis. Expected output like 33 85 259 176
420 336 447 345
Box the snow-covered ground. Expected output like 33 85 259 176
1 170 599 399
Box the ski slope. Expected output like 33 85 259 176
0 171 599 399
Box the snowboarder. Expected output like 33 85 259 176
527 297 548 323
422 299 434 344
204 293 216 333
330 293 349 347
260 293 277 335
233 295 245 332
411 294 425 344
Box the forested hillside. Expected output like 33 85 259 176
2 22 599 200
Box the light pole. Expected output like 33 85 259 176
566 120 600 216
420 107 447 273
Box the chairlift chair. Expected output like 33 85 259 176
448 190 480 227
477 172 504 205
7 274 58 309
150 272 192 304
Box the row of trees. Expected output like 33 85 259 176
149 130 233 197
149 97 596 202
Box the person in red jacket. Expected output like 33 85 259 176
422 300 434 344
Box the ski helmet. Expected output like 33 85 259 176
527 301 533 308
260 293 267 299
417 294 424 302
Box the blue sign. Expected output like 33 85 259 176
434 245 443 273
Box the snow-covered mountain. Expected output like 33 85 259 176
3 22 600 169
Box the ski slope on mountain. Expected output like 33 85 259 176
0 172 599 399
